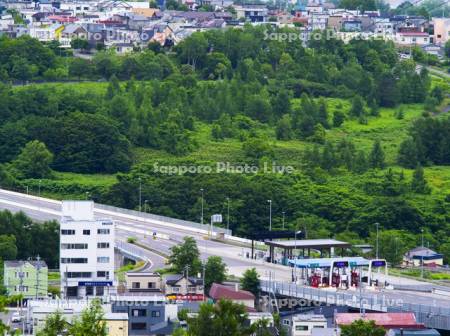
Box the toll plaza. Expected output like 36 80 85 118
287 257 388 289
264 239 351 264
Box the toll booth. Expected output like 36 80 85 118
288 257 388 290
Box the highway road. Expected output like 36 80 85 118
0 189 288 280
2 188 450 310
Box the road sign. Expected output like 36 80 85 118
211 214 222 223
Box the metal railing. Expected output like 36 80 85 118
115 240 150 262
261 280 450 330
96 203 232 235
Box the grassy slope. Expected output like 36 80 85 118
18 79 450 199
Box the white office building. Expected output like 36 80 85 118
60 201 116 298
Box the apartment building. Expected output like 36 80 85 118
3 260 48 299
60 200 116 299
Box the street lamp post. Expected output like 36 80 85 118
138 177 142 212
421 228 424 278
268 200 272 231
38 180 42 197
282 211 285 230
226 197 230 232
144 200 148 213
375 222 380 259
200 188 204 225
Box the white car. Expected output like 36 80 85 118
11 312 22 323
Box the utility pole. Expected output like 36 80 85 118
375 222 380 259
282 211 285 230
144 200 148 213
138 177 142 212
202 262 206 302
38 179 42 197
35 256 41 300
267 200 272 231
200 188 204 225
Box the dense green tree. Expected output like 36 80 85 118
37 311 67 336
204 256 227 291
369 140 385 169
240 268 260 297
445 40 450 58
341 319 385 336
397 138 419 168
411 165 430 194
12 140 53 179
349 95 365 118
70 38 89 51
333 110 345 127
186 299 253 336
0 235 17 260
276 114 294 140
69 301 107 336
168 237 201 274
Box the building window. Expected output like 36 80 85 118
295 325 309 331
83 230 90 235
151 311 160 317
65 272 91 278
61 258 88 264
61 229 75 235
97 229 110 234
61 243 88 249
97 257 110 263
86 286 94 296
97 243 110 249
131 323 146 330
148 282 156 289
282 320 290 326
313 325 325 328
132 282 141 289
96 286 104 296
132 309 147 317
97 271 109 278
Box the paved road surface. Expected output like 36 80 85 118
1 188 450 310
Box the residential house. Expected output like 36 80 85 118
433 18 450 46
208 283 255 310
234 5 268 23
335 313 425 330
131 7 159 19
104 312 129 336
164 274 204 301
309 12 329 30
342 19 361 32
125 272 163 293
0 14 14 29
29 23 64 41
403 247 444 267
47 14 77 24
29 299 128 336
3 260 48 299
387 329 441 336
60 23 87 47
111 295 178 335
373 17 394 35
395 31 430 46
311 329 340 336
282 314 328 336
59 1 95 16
